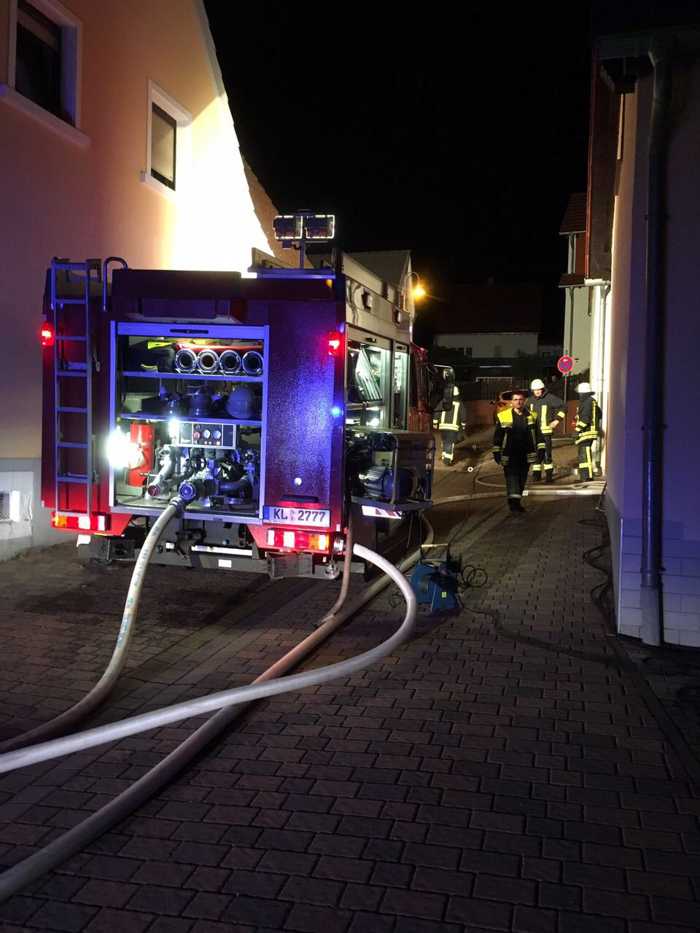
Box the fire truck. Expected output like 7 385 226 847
41 238 447 579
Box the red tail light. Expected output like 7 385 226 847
40 323 55 348
51 512 107 532
327 331 343 357
264 528 330 553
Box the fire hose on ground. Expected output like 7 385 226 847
0 499 185 754
0 490 510 900
0 513 428 901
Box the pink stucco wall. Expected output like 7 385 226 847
0 0 270 458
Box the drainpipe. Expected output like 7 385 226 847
640 39 672 646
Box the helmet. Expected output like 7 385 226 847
577 382 592 394
530 378 545 391
453 386 460 398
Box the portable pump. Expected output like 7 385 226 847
409 545 463 614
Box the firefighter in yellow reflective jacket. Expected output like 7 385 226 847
528 378 566 484
574 382 601 482
492 389 539 512
433 386 467 464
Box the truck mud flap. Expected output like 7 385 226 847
82 536 137 563
267 552 315 579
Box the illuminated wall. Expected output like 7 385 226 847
605 66 700 647
0 0 272 555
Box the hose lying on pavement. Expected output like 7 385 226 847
0 539 418 902
0 491 513 898
0 542 417 774
0 499 184 754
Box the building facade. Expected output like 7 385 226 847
0 0 273 558
588 29 700 646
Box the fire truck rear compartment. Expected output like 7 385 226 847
44 260 438 578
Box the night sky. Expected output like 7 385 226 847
204 1 698 343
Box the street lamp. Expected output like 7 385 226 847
404 271 427 311
412 280 427 302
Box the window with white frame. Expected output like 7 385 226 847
7 0 81 126
144 82 191 195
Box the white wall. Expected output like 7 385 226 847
563 287 592 375
606 67 700 648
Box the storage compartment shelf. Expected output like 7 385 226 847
118 413 262 427
111 323 268 523
121 371 263 382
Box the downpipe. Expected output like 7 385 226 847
641 40 672 647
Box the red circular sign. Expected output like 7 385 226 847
557 355 574 375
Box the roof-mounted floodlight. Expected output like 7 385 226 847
273 214 304 241
303 214 335 240
273 212 336 242
272 211 336 268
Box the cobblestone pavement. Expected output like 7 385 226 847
0 475 699 932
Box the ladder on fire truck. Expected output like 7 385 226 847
49 258 102 520
49 257 127 522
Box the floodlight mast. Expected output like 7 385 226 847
272 211 336 269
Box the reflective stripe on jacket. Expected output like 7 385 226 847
575 396 600 445
493 407 539 464
436 399 466 432
530 393 566 435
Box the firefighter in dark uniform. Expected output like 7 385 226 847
493 389 539 512
434 386 467 464
574 382 601 482
528 378 566 483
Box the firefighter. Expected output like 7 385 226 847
574 382 601 482
493 389 538 512
528 378 566 483
433 385 467 465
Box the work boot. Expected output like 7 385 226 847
532 472 541 482
545 473 554 484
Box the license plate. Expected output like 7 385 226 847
264 506 330 527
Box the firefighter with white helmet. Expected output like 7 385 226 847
433 385 467 465
574 382 601 482
528 377 566 484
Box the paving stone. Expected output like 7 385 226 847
380 887 446 921
218 870 280 903
21 899 99 931
130 860 195 888
84 907 155 932
182 892 231 920
445 895 512 929
73 878 138 908
284 902 351 932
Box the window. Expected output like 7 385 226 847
346 340 391 430
144 82 191 196
392 345 409 429
15 1 62 118
6 0 81 126
151 103 176 189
